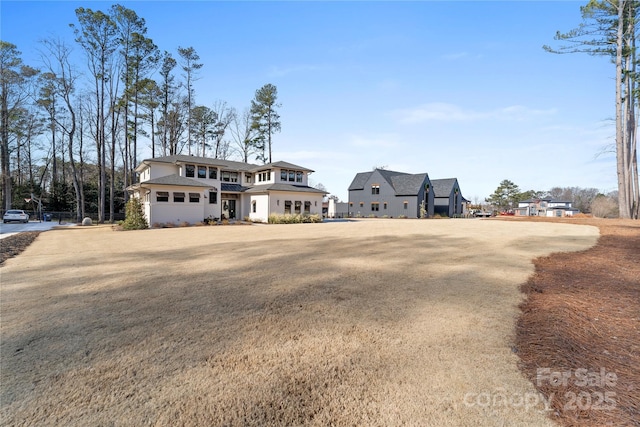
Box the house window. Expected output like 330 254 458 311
198 166 206 179
304 201 311 214
246 173 253 183
296 171 303 183
284 200 292 214
295 201 302 214
173 192 185 203
403 201 408 209
383 202 387 210
156 191 169 202
349 202 353 207
372 184 380 195
288 171 295 182
359 202 364 208
252 201 257 213
258 171 270 182
280 170 287 181
209 167 217 179
371 203 379 211
222 171 238 182
209 191 217 204
189 193 200 203
185 164 195 177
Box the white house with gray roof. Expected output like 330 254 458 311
347 169 435 218
515 197 579 217
127 155 326 225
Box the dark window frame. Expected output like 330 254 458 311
173 192 185 203
157 191 169 202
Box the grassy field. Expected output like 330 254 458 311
1 219 599 426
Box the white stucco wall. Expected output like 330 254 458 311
147 187 206 226
248 194 270 222
147 163 177 180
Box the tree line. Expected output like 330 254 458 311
0 4 281 223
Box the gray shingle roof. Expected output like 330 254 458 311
244 183 327 194
348 169 429 196
138 155 259 172
138 155 315 174
253 161 314 173
390 173 429 196
348 171 373 191
431 178 458 198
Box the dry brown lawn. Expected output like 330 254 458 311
1 219 601 426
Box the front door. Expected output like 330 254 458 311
223 199 236 219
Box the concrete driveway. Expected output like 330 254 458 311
0 220 76 239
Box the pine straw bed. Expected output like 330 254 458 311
514 217 639 427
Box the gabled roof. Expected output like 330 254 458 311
348 171 374 191
348 169 429 196
244 183 327 194
431 178 459 198
389 173 430 196
139 174 215 188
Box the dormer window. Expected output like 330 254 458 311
198 166 206 179
288 171 295 182
185 164 195 177
296 171 303 183
280 170 287 181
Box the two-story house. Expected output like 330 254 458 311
347 169 435 218
127 155 326 226
515 197 580 217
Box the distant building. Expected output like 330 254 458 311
515 197 580 217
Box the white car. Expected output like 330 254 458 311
3 209 29 223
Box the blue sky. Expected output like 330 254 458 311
2 1 617 202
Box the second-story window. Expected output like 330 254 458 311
209 167 217 179
222 171 238 182
185 164 195 177
198 166 206 178
296 171 303 183
372 185 380 195
280 170 287 181
288 171 295 182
